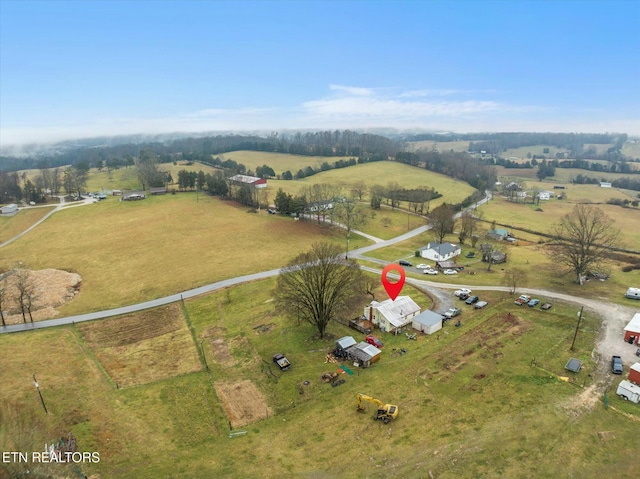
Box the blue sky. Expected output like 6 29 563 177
1 0 639 146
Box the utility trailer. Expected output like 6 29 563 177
616 380 640 403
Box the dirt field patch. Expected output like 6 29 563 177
0 268 81 324
214 380 272 428
78 304 202 387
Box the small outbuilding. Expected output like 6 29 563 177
412 310 443 335
0 203 18 216
624 313 640 345
348 342 381 368
335 336 357 354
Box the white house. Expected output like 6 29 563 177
364 296 421 334
419 242 461 261
600 182 612 188
537 191 551 201
412 310 443 334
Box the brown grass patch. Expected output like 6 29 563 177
1 268 81 324
78 304 202 387
214 380 272 428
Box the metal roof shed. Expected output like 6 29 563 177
412 310 443 334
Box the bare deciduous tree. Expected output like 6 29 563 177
549 204 621 285
503 268 528 294
458 211 478 245
332 196 367 258
429 204 456 244
14 269 35 323
276 242 363 339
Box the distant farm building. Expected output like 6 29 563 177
487 228 509 241
122 191 146 201
600 182 612 188
150 186 167 195
228 174 267 188
1 203 18 216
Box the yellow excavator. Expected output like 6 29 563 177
356 393 399 423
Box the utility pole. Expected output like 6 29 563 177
33 374 48 414
570 306 583 351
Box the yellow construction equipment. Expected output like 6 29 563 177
356 393 399 423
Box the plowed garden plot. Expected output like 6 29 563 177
78 304 202 387
214 380 272 428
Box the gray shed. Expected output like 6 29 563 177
348 342 381 368
335 336 357 353
412 310 443 334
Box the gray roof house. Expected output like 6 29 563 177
419 242 461 261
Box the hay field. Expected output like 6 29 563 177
404 140 470 152
0 193 352 315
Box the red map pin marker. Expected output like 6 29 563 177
381 264 406 301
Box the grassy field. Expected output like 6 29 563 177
267 161 476 207
0 193 369 315
1 277 637 478
0 205 56 244
480 193 640 247
217 150 356 174
497 166 640 184
405 140 470 152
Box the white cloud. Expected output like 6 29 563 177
328 84 376 96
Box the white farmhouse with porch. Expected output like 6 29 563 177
418 242 461 262
364 296 421 334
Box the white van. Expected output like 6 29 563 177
616 380 640 403
626 287 640 300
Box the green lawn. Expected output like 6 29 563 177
1 278 637 478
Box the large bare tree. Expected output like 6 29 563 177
549 204 621 285
276 242 363 339
332 196 367 258
429 204 456 244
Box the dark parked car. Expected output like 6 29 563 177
541 303 553 310
399 260 412 267
465 295 479 305
611 355 623 375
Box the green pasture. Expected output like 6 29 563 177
497 166 640 184
480 194 640 247
622 141 640 159
0 193 369 315
268 161 476 204
501 145 570 159
1 277 637 478
0 205 56 244
219 150 356 175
